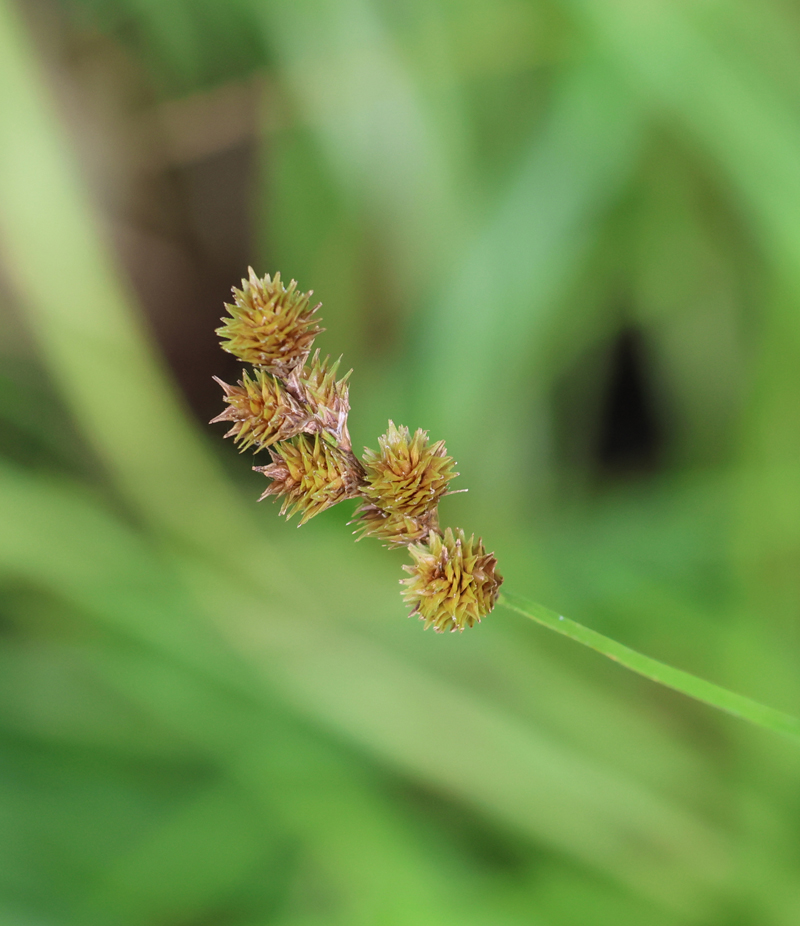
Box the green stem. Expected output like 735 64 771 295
500 589 800 742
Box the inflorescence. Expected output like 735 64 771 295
212 268 502 632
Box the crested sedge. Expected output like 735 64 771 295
212 267 502 632
208 271 800 743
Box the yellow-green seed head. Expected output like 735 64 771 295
361 421 457 521
254 434 360 525
210 371 309 452
216 268 322 375
401 528 502 632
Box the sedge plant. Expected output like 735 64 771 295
212 268 502 633
213 269 800 742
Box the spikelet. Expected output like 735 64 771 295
216 268 322 375
254 434 361 525
401 528 503 633
210 371 308 452
362 422 457 517
289 350 352 446
354 421 457 545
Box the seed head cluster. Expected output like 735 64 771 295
212 268 502 632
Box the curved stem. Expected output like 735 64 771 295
500 589 800 743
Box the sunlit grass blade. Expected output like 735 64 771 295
414 57 642 520
501 590 800 742
0 0 257 555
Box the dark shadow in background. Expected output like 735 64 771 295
595 327 664 478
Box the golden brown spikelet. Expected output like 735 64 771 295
216 268 322 375
355 422 457 545
401 528 503 633
210 371 309 452
254 434 361 525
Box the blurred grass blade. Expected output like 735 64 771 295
255 0 464 286
565 0 800 324
417 56 641 488
501 590 800 742
0 0 258 557
0 460 728 910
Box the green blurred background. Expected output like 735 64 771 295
1 0 800 922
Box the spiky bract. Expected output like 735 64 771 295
216 268 322 375
210 371 308 452
401 528 503 632
356 421 457 544
254 434 360 525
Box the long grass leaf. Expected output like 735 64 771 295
501 589 800 742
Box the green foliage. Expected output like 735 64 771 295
2 0 800 923
502 591 800 742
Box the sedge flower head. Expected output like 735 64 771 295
216 268 322 376
290 350 352 446
254 434 360 525
401 528 503 633
355 422 457 545
210 370 308 452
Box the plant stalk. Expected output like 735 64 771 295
500 590 800 742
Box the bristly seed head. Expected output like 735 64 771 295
401 528 503 633
216 268 322 376
354 421 457 546
210 370 309 452
254 434 361 525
